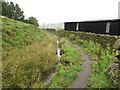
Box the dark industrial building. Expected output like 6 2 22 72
64 19 120 35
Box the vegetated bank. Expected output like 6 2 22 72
2 16 84 88
56 30 119 88
48 38 83 88
2 16 58 88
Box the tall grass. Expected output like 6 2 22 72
2 16 58 88
2 36 58 88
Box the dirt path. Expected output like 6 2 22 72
69 44 93 88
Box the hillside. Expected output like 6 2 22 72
1 16 119 88
2 16 58 88
2 16 46 57
2 16 84 88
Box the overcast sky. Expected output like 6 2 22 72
5 0 119 24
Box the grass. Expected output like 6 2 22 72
2 16 116 88
69 35 114 88
2 16 58 88
56 30 115 88
48 38 83 88
2 16 46 58
3 39 57 88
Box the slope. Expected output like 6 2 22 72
2 16 58 88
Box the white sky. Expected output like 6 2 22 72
5 0 120 24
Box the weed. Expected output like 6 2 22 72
56 30 115 88
49 39 82 88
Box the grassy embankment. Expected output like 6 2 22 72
2 16 117 88
2 16 57 88
57 30 116 88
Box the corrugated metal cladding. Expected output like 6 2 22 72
64 19 120 35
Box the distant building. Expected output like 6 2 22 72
64 19 120 35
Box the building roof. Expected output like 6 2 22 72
65 19 120 23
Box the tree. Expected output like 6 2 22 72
7 2 15 18
0 0 5 14
2 1 9 16
26 17 39 27
1 1 39 26
14 4 24 21
2 1 25 21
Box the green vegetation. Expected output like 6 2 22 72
2 1 24 21
2 16 118 88
24 17 39 27
2 16 45 58
49 38 83 88
57 30 115 88
74 38 114 88
57 30 119 49
2 16 57 88
1 1 39 26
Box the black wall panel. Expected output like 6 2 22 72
97 22 106 34
65 22 76 31
64 19 120 35
110 21 120 35
79 22 106 34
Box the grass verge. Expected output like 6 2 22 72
56 30 115 88
70 35 114 88
48 38 83 88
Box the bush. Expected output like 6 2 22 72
57 30 119 49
